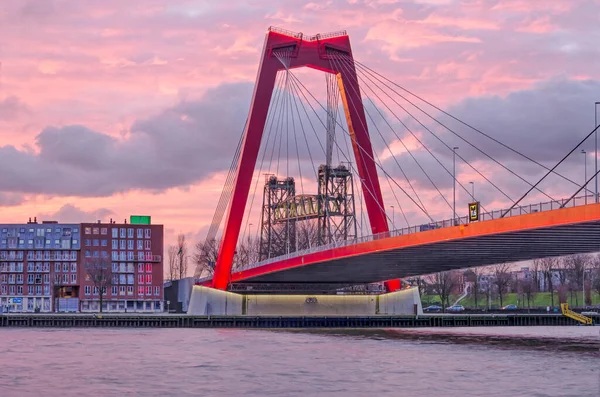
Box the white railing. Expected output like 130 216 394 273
245 194 598 271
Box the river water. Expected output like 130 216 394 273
0 326 598 396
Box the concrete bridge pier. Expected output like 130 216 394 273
187 286 423 316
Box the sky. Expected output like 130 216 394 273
1 0 600 276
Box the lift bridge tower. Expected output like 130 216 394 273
259 75 357 261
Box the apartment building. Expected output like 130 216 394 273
0 216 164 313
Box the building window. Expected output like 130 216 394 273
112 228 118 238
93 251 99 258
138 286 144 296
146 286 152 296
145 240 151 250
138 274 144 284
71 263 77 272
154 286 160 296
43 274 49 284
93 286 98 295
92 228 99 235
138 252 145 261
112 240 118 249
119 228 126 238
85 285 91 295
144 229 151 238
120 240 126 250
127 240 133 250
84 239 91 246
127 274 134 285
84 250 91 258
93 239 99 247
73 239 78 246
111 286 118 296
127 228 134 238
28 274 34 284
101 228 107 235
36 285 42 295
137 228 143 239
138 263 144 273
119 286 126 296
101 239 107 247
112 263 119 273
27 285 33 295
146 274 152 284
112 251 118 260
145 263 152 273
71 251 77 260
137 240 143 250
127 286 133 296
17 286 23 295
101 251 108 259
63 262 69 272
70 274 76 284
62 274 68 284
84 227 91 235
127 252 134 261
30 263 36 272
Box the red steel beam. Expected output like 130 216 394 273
212 28 390 290
228 203 600 283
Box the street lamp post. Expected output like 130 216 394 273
595 102 600 203
469 181 475 201
390 205 395 229
582 150 587 205
453 146 459 223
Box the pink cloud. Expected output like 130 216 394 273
0 0 598 267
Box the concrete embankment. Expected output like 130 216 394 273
0 313 595 328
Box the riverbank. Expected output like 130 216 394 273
0 313 596 328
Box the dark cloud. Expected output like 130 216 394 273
0 96 28 121
0 82 252 197
36 203 114 223
0 192 26 207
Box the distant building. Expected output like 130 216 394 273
0 216 164 313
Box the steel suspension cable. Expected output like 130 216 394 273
240 71 286 244
352 59 593 195
343 55 520 209
287 74 396 226
330 54 432 219
335 55 490 214
349 57 556 202
503 124 600 216
288 71 427 223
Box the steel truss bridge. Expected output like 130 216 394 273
197 26 600 293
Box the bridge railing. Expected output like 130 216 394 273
244 194 598 271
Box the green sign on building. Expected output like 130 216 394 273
130 215 151 225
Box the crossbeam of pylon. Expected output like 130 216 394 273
212 27 394 290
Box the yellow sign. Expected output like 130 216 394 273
469 202 480 222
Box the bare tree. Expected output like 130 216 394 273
85 258 113 313
176 234 188 280
296 219 319 251
530 258 542 292
493 263 512 308
193 237 259 278
537 257 557 307
592 256 600 303
427 271 458 311
469 267 485 308
167 245 178 281
194 238 219 278
520 278 537 311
